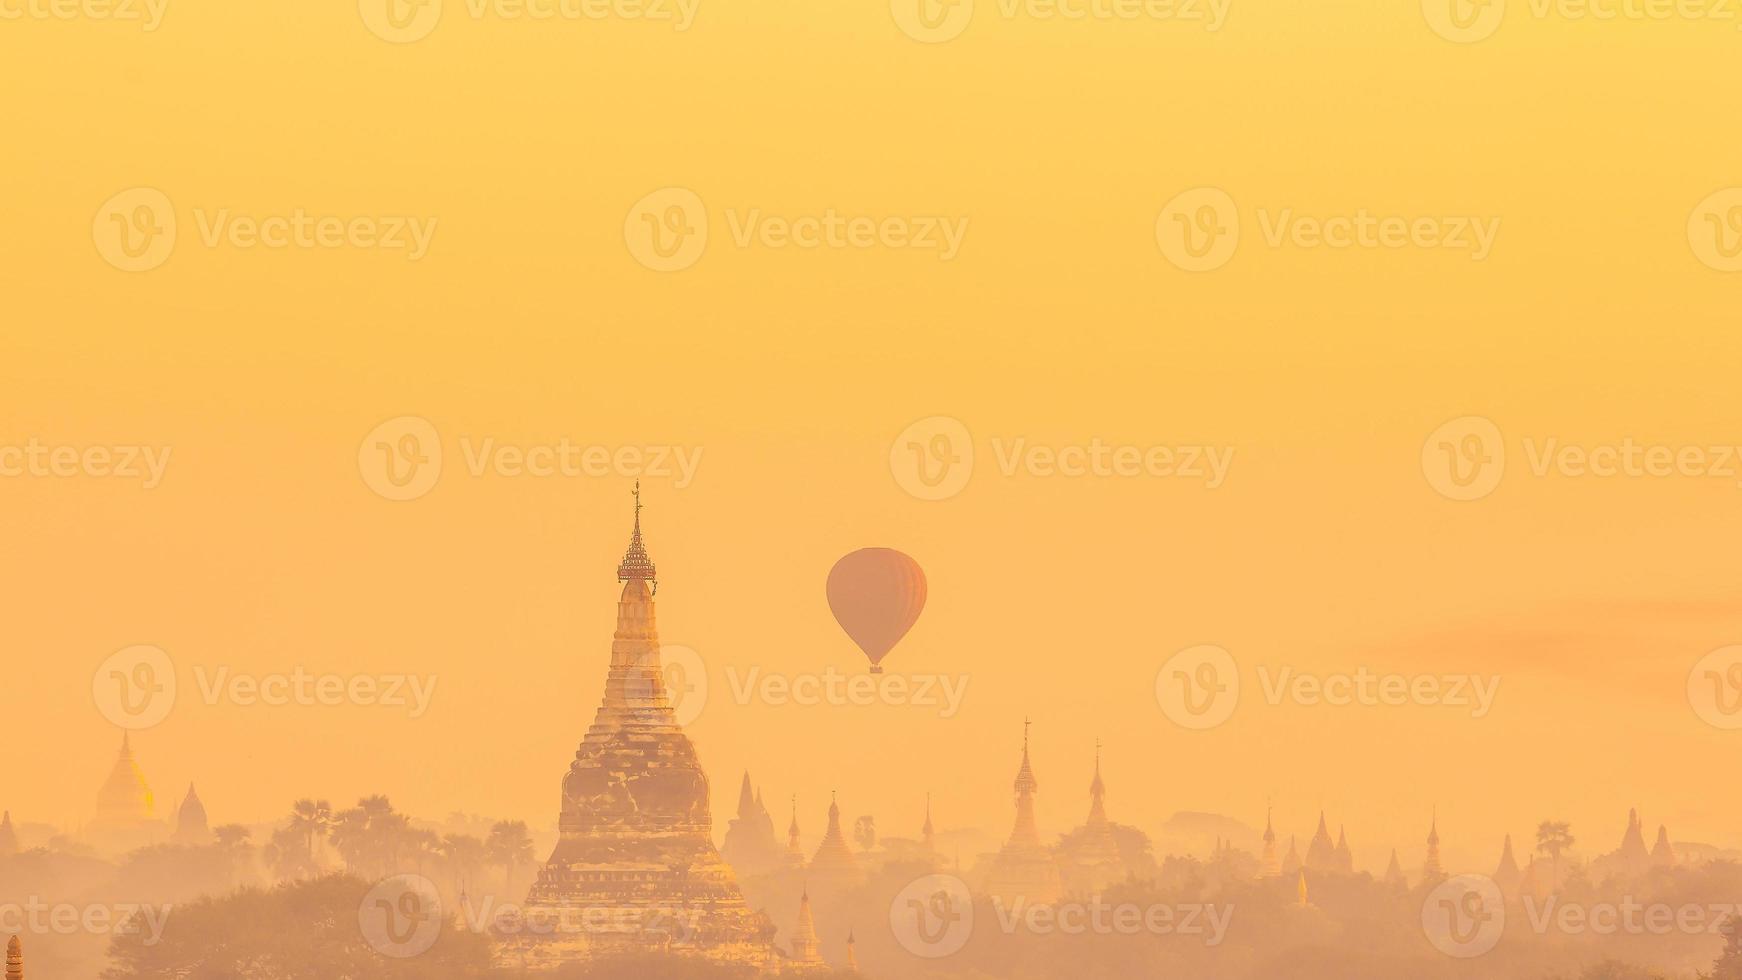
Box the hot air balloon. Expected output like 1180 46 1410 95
826 548 927 673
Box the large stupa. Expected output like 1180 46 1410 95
500 486 776 970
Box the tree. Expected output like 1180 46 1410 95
1536 821 1575 894
853 815 877 853
486 821 535 900
288 799 333 867
102 874 493 980
1709 915 1742 980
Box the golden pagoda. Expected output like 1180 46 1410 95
92 732 158 848
985 720 1063 906
503 485 776 969
786 888 824 969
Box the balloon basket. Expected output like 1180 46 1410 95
869 666 884 675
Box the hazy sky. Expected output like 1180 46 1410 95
3 0 1740 878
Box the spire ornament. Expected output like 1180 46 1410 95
617 480 658 593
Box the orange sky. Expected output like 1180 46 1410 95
3 0 1741 876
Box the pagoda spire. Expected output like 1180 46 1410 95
1422 809 1445 883
787 796 805 866
616 480 658 591
1009 719 1041 846
5 935 18 980
789 887 822 964
1086 739 1108 827
845 928 859 972
811 792 861 879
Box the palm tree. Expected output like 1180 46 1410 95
288 799 332 868
1535 820 1575 892
486 821 536 899
212 824 254 886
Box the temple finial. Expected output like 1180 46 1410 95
616 480 658 592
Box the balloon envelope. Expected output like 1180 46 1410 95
826 548 927 671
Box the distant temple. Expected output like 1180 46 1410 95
0 812 17 857
501 486 776 970
786 889 823 970
1281 834 1301 875
1259 809 1280 878
1057 742 1128 897
808 794 863 887
785 798 806 870
91 732 159 850
985 721 1063 906
1333 826 1354 873
1383 849 1406 891
1592 808 1678 881
173 784 210 845
1421 814 1445 884
1305 812 1338 872
721 773 783 878
7 935 21 980
1493 835 1522 897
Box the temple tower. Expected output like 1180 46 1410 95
1494 834 1522 897
985 720 1063 906
174 784 210 845
1061 741 1125 896
1383 849 1407 892
5 935 18 980
786 798 806 869
1422 813 1445 884
507 486 775 969
809 794 862 885
1305 812 1337 872
1651 825 1677 868
1334 825 1353 873
722 772 781 878
788 889 822 967
0 813 17 857
1281 834 1301 875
